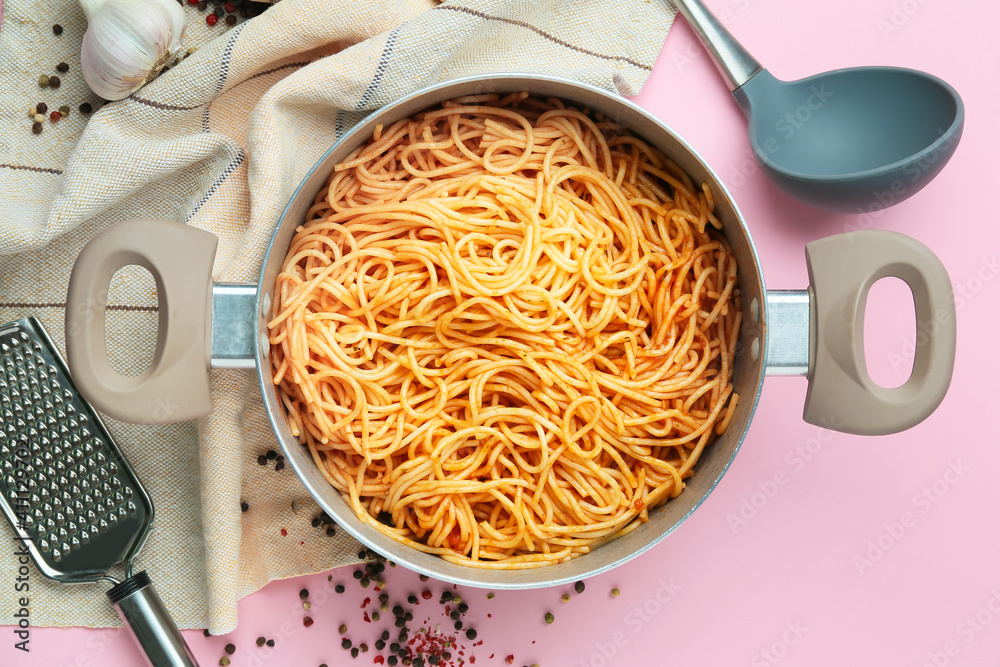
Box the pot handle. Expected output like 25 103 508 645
803 230 956 435
66 219 218 424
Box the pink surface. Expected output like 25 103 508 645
5 0 1000 665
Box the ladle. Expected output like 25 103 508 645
672 0 964 213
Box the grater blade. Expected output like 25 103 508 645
0 317 153 583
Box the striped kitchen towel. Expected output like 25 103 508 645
0 0 676 632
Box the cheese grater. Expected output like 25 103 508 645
0 317 199 667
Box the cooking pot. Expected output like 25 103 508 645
64 74 957 589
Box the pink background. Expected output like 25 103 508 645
5 0 1000 665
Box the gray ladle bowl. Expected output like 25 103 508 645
672 0 964 213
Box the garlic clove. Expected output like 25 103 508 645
80 0 186 100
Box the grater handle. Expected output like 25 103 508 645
66 218 218 424
108 571 201 667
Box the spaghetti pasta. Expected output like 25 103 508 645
268 93 741 568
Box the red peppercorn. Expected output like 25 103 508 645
223 2 235 11
206 13 218 25
187 0 197 4
50 111 61 122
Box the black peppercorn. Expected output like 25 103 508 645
53 24 63 35
57 62 69 72
32 123 42 135
342 638 351 649
240 501 249 512
49 76 61 88
225 14 236 25
79 102 93 114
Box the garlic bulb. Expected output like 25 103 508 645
79 0 186 100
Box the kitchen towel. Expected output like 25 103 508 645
0 0 676 632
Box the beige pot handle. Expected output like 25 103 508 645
803 230 956 435
66 219 218 424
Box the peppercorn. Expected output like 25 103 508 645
335 584 345 594
49 76 61 88
413 658 424 667
441 591 453 602
219 658 230 667
39 75 49 87
360 577 370 588
419 574 429 582
204 630 211 637
311 517 320 527
458 602 469 614
52 24 63 35
575 581 585 594
359 643 368 653
407 595 418 605
57 62 69 72
453 620 462 630
342 638 352 649
381 630 390 641
299 588 309 599
611 587 620 597
241 501 249 512
326 526 336 536
428 657 439 666
206 13 218 25
222 1 235 10
544 612 554 624
49 111 61 122
392 605 404 616
388 658 398 666
398 629 408 642
274 460 285 471
255 637 265 647
466 628 477 640
351 648 359 658
487 592 495 599
375 639 386 651
257 454 267 465
303 616 313 627
197 0 207 8
33 114 44 123
213 5 224 16
80 102 93 114
32 123 42 135
354 570 364 580
37 102 48 114
395 617 405 627
224 644 235 655
390 642 400 652
371 611 380 622
404 611 412 622
266 639 274 647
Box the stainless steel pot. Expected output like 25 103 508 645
64 74 957 589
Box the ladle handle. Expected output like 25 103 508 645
670 0 762 90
